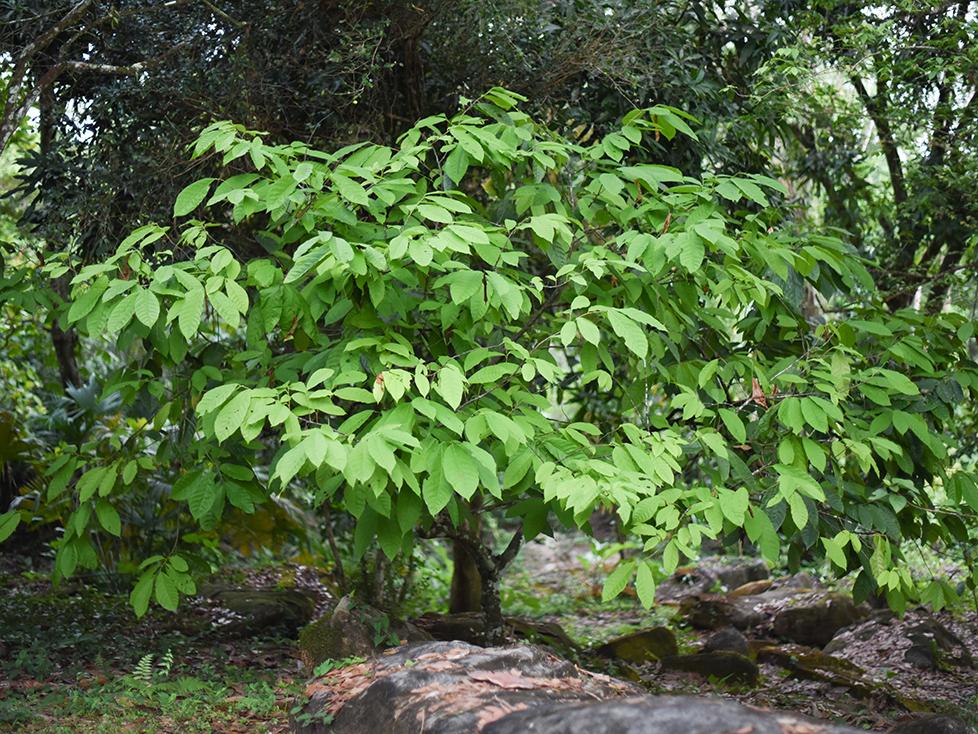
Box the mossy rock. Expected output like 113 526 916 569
594 627 679 663
298 607 375 669
300 596 431 670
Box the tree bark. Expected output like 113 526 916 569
449 538 483 613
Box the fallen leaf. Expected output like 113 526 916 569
467 669 538 690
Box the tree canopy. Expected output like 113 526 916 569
2 0 978 640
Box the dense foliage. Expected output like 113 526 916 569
2 1 977 639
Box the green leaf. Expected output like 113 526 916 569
679 232 705 272
822 537 847 570
576 317 600 345
174 178 216 217
214 390 251 442
178 291 204 339
443 444 479 499
467 363 517 385
332 173 370 206
635 562 656 609
800 397 828 433
435 366 464 410
275 445 308 486
607 310 647 359
134 289 161 327
718 408 746 443
366 435 397 474
788 493 809 530
0 511 20 543
422 475 452 515
107 292 137 333
718 487 749 524
601 560 635 602
95 501 122 536
197 384 238 415
130 572 155 618
154 572 179 611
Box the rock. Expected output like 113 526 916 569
594 627 678 663
294 641 641 734
656 557 769 601
756 644 874 697
414 611 487 644
701 627 749 656
728 578 773 597
507 618 581 655
293 641 865 734
680 595 762 630
889 714 974 734
771 592 866 647
700 557 769 590
485 697 864 734
299 596 430 670
903 618 973 670
660 651 758 686
781 572 820 589
209 588 316 636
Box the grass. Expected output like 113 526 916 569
0 567 302 734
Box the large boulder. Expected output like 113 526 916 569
292 642 866 734
771 592 866 647
486 697 859 734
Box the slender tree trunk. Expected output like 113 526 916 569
449 498 483 613
444 520 524 644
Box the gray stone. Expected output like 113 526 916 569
904 617 973 670
660 651 759 686
209 588 316 637
771 592 866 647
702 626 750 656
889 714 974 734
293 642 867 734
485 697 865 734
680 595 763 630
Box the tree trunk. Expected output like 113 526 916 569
449 540 483 613
50 277 83 388
445 521 524 645
449 499 483 613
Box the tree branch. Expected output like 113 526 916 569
850 75 906 207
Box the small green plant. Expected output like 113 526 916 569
312 655 366 677
131 648 175 685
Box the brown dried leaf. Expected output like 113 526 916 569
751 377 768 408
467 669 538 689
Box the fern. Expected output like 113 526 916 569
133 654 154 684
158 649 174 678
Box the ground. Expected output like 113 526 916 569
1 538 976 733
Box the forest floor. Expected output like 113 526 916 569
1 540 976 733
